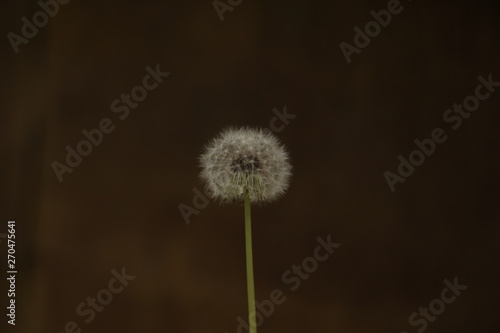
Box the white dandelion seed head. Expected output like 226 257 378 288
199 127 292 203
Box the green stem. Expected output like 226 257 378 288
244 192 257 333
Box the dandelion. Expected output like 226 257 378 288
199 127 292 332
200 127 291 203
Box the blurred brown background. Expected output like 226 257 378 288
1 0 500 332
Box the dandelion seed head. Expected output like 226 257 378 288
199 127 292 203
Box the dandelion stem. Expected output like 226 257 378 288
244 191 257 333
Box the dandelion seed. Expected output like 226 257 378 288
199 127 292 203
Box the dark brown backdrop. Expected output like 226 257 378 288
1 0 499 332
